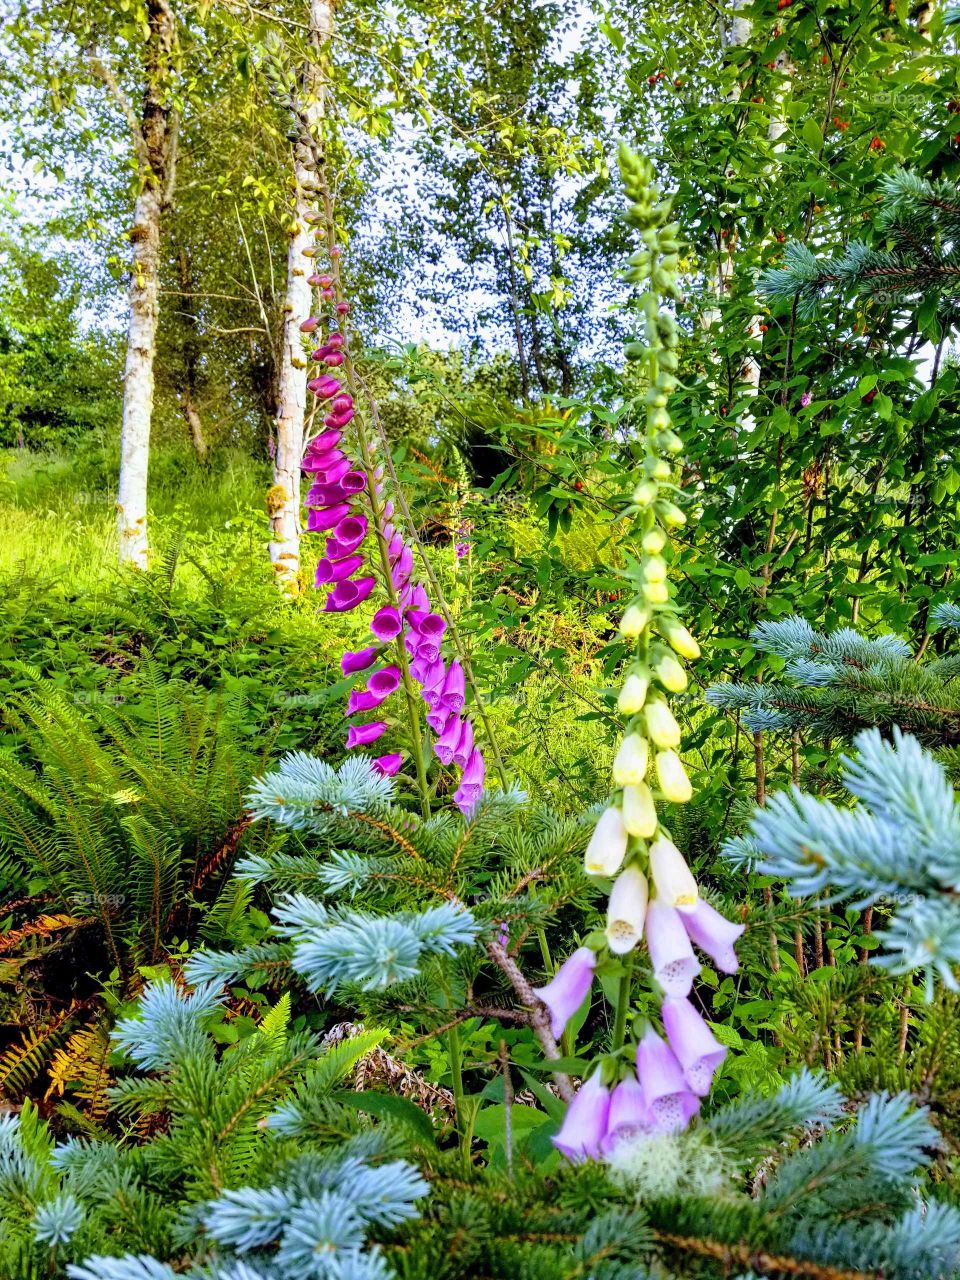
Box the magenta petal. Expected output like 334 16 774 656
368 665 402 697
302 449 344 473
312 457 352 485
308 429 342 451
533 946 596 1040
409 655 434 683
426 709 449 735
440 661 465 712
387 533 404 560
392 546 414 587
371 606 403 642
452 719 474 769
414 612 446 641
324 408 355 428
315 554 364 585
342 647 379 675
421 660 447 705
552 1073 610 1163
348 689 385 714
434 715 464 766
329 515 367 556
307 503 353 532
307 483 350 506
372 753 403 776
345 721 387 749
339 470 367 494
324 576 376 613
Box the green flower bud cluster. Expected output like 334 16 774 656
582 145 702 888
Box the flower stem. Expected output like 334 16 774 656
446 1020 466 1153
611 957 634 1052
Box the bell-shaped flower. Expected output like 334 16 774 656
339 470 366 494
434 715 464 766
371 606 403 641
636 1028 700 1134
324 407 355 428
368 665 401 698
392 545 415 587
409 654 434 684
653 651 687 692
452 719 474 769
645 899 699 997
324 576 376 613
426 708 449 735
583 806 628 878
621 783 658 839
302 447 343 474
408 611 446 641
644 698 681 749
307 481 350 507
312 457 352 485
618 672 649 715
454 748 485 807
552 1072 610 1162
420 660 447 704
372 753 403 777
649 835 698 913
612 734 649 787
658 616 700 660
406 633 440 666
605 866 649 954
681 898 744 974
347 689 384 714
439 661 465 713
600 1073 653 1154
620 603 651 639
387 532 404 559
328 515 367 556
345 721 387 749
341 647 379 676
661 996 727 1096
315 554 364 585
307 427 341 452
307 503 353 533
655 750 692 803
532 946 596 1039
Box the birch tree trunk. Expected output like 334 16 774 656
269 0 334 591
116 0 177 568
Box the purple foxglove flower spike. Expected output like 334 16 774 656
636 1028 700 1133
372 753 403 776
345 721 387 749
452 719 474 769
307 503 353 532
661 996 727 1096
532 945 596 1039
552 1072 610 1163
645 899 700 998
315 554 364 585
348 689 385 714
601 1074 653 1155
680 898 744 974
368 665 401 697
371 606 403 641
342 647 379 675
434 715 464 765
324 576 376 612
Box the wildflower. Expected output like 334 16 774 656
612 734 650 787
533 946 597 1038
680 897 743 973
661 996 727 1095
652 651 687 692
552 1072 611 1161
620 604 651 638
606 866 649 953
372 753 403 776
636 1027 700 1133
645 899 699 996
618 672 650 714
621 783 658 838
600 1073 652 1153
584 806 629 877
345 722 388 749
324 577 377 613
455 541 471 559
648 835 698 912
800 391 812 407
657 617 700 659
655 750 692 803
644 698 681 749
341 647 379 675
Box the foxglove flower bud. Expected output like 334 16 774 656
341 648 379 675
649 835 698 913
655 750 692 803
601 1074 652 1154
584 806 628 877
619 603 650 638
657 616 700 660
618 672 649 715
345 721 387 748
643 555 667 583
324 576 376 612
642 528 666 554
642 581 669 604
621 783 658 838
372 753 403 776
613 734 649 787
653 651 687 692
605 866 649 954
644 698 681 749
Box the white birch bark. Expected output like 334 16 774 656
269 0 334 590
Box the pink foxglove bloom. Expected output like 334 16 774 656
645 899 699 997
552 1072 610 1162
324 577 376 613
327 333 345 350
661 996 727 1096
452 719 474 769
341 648 379 675
371 607 403 641
392 545 414 587
601 1074 653 1154
323 351 345 367
453 748 485 811
368 665 402 698
308 428 342 451
312 375 342 399
327 517 368 558
312 457 352 485
439 661 465 713
532 945 596 1039
435 715 465 765
455 541 471 559
325 408 355 428
339 471 367 494
636 1028 700 1134
426 708 449 735
800 391 812 407
648 835 699 913
315 554 364 585
406 633 441 666
307 482 352 507
372 753 403 776
307 503 353 533
421 660 447 705
302 449 343 474
409 654 435 684
299 316 319 332
583 806 628 878
345 721 387 749
348 689 384 714
387 533 404 559
680 898 744 974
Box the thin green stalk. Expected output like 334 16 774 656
611 958 634 1052
446 1020 466 1153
